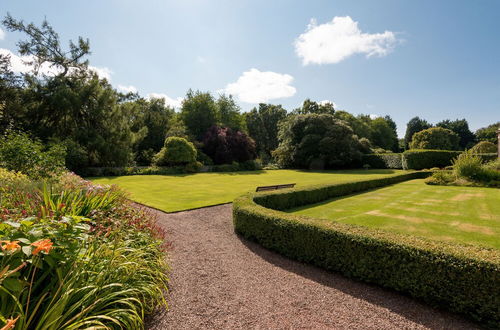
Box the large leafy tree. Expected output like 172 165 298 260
180 89 218 140
333 111 372 140
1 15 136 169
404 116 432 149
125 97 175 165
216 94 245 132
245 103 287 158
293 99 335 115
370 117 398 152
273 114 362 168
202 126 256 165
436 119 475 149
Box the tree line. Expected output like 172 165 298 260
0 15 497 172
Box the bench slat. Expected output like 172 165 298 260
256 183 296 192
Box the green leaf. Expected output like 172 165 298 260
3 278 23 292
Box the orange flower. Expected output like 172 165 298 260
0 241 21 252
1 316 19 330
31 239 53 255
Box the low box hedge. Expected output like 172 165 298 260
232 172 499 326
361 153 403 169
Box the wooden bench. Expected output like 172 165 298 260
256 183 296 192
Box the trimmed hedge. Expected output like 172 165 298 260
80 160 263 177
232 172 500 326
363 151 498 170
361 153 403 169
403 150 462 170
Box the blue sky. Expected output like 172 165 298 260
1 0 499 136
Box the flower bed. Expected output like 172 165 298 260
0 170 168 329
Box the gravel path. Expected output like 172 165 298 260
147 204 478 330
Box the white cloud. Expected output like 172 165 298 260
0 48 112 80
147 93 184 108
223 68 297 103
369 114 379 120
88 66 112 80
294 16 398 65
0 48 59 75
117 84 137 93
0 28 5 40
319 99 338 108
196 56 206 63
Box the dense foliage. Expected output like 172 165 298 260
233 172 499 326
436 119 476 149
153 136 197 166
0 130 66 179
404 116 432 149
202 126 256 165
475 122 500 144
273 114 362 169
470 141 497 154
426 151 500 187
409 127 460 150
0 170 168 329
245 103 287 160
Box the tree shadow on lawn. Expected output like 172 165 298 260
237 236 479 329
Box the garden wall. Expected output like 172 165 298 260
233 172 500 326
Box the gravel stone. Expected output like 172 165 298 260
146 204 478 330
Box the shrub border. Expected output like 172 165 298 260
233 172 500 326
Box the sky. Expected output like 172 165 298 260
1 0 499 137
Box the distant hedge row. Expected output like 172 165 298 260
233 172 500 326
79 160 263 177
362 151 497 170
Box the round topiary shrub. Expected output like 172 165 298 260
409 127 460 150
153 137 197 166
470 141 497 154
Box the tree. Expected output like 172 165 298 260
153 137 197 166
273 114 362 168
293 99 335 115
180 89 218 140
0 15 136 169
409 127 460 150
125 97 175 165
436 119 475 149
202 126 256 165
404 117 432 149
370 117 398 152
2 13 90 77
333 111 371 139
476 122 500 144
245 103 287 158
217 94 245 131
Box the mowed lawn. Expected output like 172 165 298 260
90 169 403 212
288 179 500 249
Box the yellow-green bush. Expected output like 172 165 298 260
233 172 499 326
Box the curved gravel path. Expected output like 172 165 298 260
147 204 478 330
